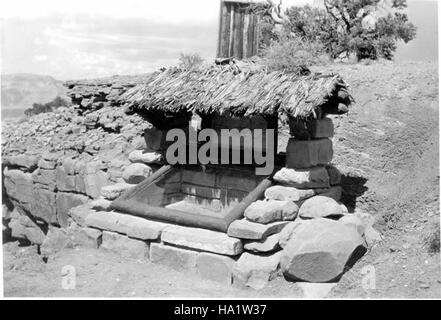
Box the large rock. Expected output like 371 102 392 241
41 227 70 257
285 139 333 169
273 167 330 189
264 185 315 202
33 169 56 190
161 225 243 256
299 196 345 219
196 252 235 285
8 214 46 245
56 192 90 228
69 203 94 226
150 243 198 270
227 219 289 240
143 127 168 151
233 252 281 290
244 200 298 223
85 211 167 240
101 231 149 260
29 187 57 224
5 154 38 171
122 163 152 184
3 168 34 211
289 117 334 139
128 150 163 164
280 218 365 282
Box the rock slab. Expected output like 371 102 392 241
280 218 365 282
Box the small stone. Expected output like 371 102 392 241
264 185 315 202
227 219 289 240
122 163 152 184
100 182 135 200
364 226 382 247
128 150 163 164
90 198 112 211
244 200 299 223
273 166 330 189
232 252 281 290
299 195 345 219
244 233 281 253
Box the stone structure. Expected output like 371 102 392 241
1 61 380 290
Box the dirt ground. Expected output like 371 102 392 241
2 60 440 298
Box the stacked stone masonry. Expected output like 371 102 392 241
2 79 380 289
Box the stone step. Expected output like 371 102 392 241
227 219 289 240
161 224 243 256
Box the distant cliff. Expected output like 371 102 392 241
1 73 68 118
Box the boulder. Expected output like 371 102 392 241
280 218 366 282
273 166 330 189
264 185 315 202
299 196 345 219
233 252 281 290
244 200 299 223
122 163 152 184
128 150 163 164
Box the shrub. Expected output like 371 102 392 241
261 35 327 74
178 52 204 70
24 96 70 116
264 0 416 61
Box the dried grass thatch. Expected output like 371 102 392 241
121 59 352 119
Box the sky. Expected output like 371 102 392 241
0 0 438 80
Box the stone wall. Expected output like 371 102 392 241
2 75 150 243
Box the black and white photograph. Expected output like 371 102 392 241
0 0 439 301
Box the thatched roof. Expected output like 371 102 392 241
121 60 352 119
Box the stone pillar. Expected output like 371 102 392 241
285 117 334 169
